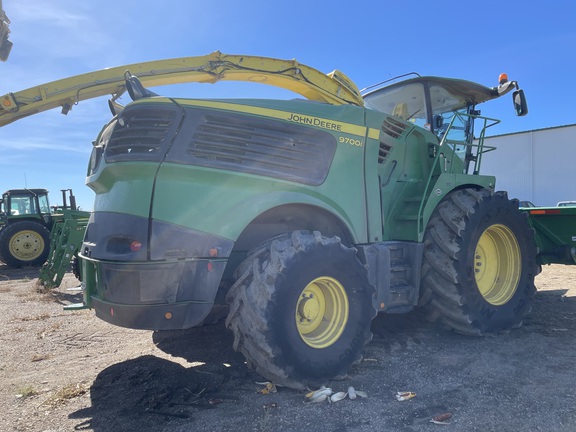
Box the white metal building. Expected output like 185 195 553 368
480 123 576 207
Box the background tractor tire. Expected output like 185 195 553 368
0 221 51 268
71 255 83 281
419 188 539 335
225 230 376 389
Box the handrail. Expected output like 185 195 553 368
416 112 500 237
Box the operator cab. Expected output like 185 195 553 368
362 74 527 171
0 189 50 217
363 73 526 122
364 74 519 130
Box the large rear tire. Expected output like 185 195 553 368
225 231 376 389
419 189 538 335
0 221 51 268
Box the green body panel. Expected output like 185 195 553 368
378 123 436 241
152 166 366 242
364 114 495 242
520 206 576 265
88 163 161 218
361 109 384 243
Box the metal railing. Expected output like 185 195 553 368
417 112 501 236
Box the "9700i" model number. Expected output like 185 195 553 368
339 136 363 147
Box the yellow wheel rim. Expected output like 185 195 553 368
295 276 349 349
9 230 45 261
474 224 521 306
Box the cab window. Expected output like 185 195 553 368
364 82 429 129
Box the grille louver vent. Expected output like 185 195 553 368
175 113 336 185
105 108 179 162
381 116 408 139
379 141 393 164
378 116 409 164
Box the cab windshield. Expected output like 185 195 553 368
3 192 50 216
363 79 476 137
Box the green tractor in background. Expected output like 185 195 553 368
0 188 54 267
0 188 89 270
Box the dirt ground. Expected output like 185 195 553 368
1 264 575 432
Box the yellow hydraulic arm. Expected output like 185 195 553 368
0 51 364 127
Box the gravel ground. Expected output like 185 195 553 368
1 264 575 432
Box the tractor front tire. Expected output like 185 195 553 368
419 188 538 335
225 231 376 389
0 221 51 268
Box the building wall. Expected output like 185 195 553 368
481 124 576 207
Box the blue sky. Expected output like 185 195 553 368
1 0 575 211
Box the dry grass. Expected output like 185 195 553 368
16 385 39 399
37 322 62 339
44 382 88 407
15 291 42 301
31 353 51 362
15 313 51 322
48 322 61 331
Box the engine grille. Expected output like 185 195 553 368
168 111 337 186
105 107 180 163
103 104 337 186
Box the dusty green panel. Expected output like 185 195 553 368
152 155 369 242
88 163 157 218
378 125 433 241
363 109 387 243
373 119 495 242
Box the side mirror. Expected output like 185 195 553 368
433 115 444 129
513 89 528 116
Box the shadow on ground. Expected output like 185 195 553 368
69 324 260 431
67 288 576 431
0 264 40 281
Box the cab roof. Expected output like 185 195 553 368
363 76 501 113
